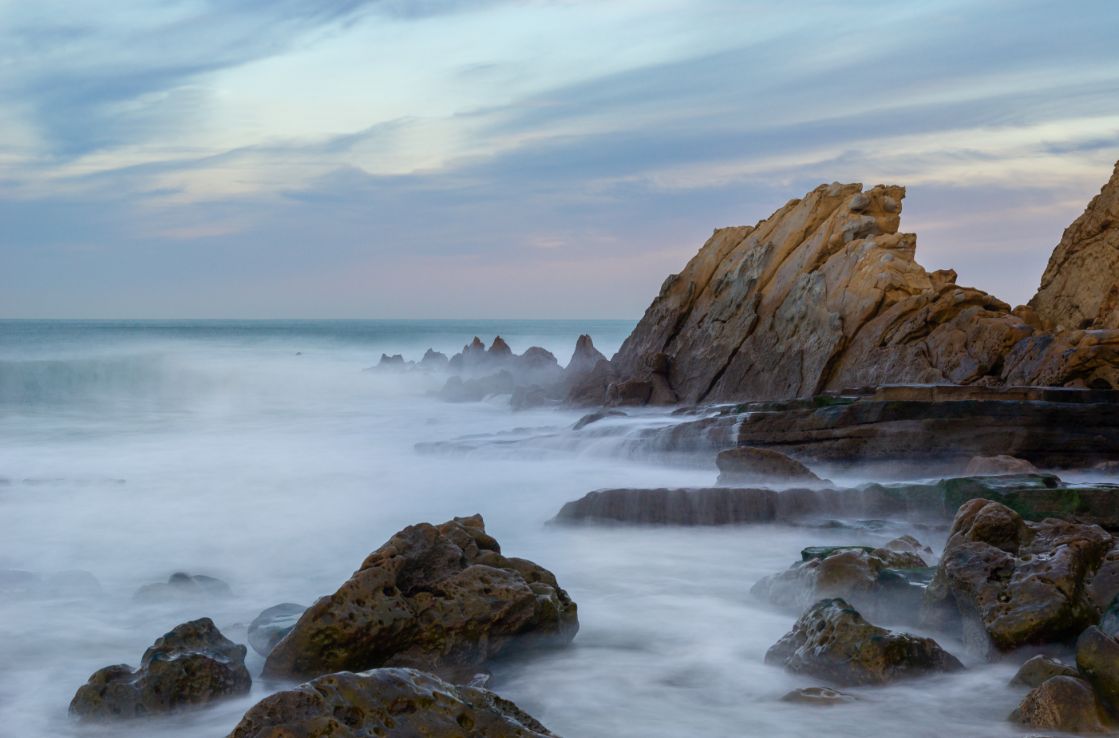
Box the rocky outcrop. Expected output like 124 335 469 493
1030 161 1119 331
552 474 1119 529
764 598 962 686
715 446 822 485
263 515 578 682
922 500 1119 656
604 164 1119 405
70 618 251 720
751 539 931 624
226 668 555 738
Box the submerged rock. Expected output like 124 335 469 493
764 598 962 686
716 446 822 485
779 686 856 706
1010 675 1112 733
263 515 578 682
1011 655 1080 688
133 572 233 602
248 603 306 658
922 500 1117 655
70 618 251 720
226 668 555 738
572 409 627 430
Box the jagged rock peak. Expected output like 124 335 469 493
488 336 513 356
566 334 606 373
1030 160 1119 330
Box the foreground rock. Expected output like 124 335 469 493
715 446 822 485
1030 160 1119 331
752 538 931 624
1011 655 1079 688
248 603 306 657
70 618 251 720
264 515 578 682
1010 675 1112 733
922 500 1118 655
765 598 962 686
606 163 1119 405
553 473 1119 529
226 668 554 738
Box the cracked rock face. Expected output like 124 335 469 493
608 165 1119 404
1031 161 1119 331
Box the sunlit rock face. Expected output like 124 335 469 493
607 163 1119 405
1030 161 1119 331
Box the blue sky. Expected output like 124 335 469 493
2 0 1118 318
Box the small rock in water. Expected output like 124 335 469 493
780 686 856 706
133 572 233 602
716 446 822 485
226 668 555 738
69 617 251 721
247 603 306 657
572 409 627 430
765 598 962 686
1011 655 1080 688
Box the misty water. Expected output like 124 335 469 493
0 320 1029 737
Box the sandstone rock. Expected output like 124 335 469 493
606 165 1119 405
133 572 233 603
1077 626 1119 712
248 603 306 658
965 455 1039 475
923 500 1114 655
70 618 250 720
263 515 578 682
566 359 618 407
779 686 855 706
1011 655 1079 688
564 334 607 379
226 668 555 738
488 336 513 358
1009 675 1112 733
764 598 962 686
1030 161 1119 331
716 446 822 485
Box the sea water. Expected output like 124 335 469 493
0 320 1026 737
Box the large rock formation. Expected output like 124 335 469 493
1031 162 1119 331
604 164 1119 405
263 515 578 682
227 668 555 738
70 618 251 720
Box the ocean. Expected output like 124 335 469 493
0 319 1023 737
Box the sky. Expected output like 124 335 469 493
2 0 1118 319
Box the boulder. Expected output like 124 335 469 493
716 446 822 485
779 686 855 706
1009 675 1112 733
70 618 251 720
764 598 962 686
1077 626 1119 712
488 336 513 359
965 455 1039 475
922 499 1115 655
1011 655 1080 688
1030 161 1119 331
263 515 578 682
607 164 1119 406
248 603 306 658
1101 596 1119 638
133 572 233 603
226 668 555 738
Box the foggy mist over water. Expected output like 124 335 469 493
0 320 1025 737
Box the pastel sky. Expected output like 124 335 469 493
3 0 1118 318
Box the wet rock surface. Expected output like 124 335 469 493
1010 675 1112 733
922 500 1117 655
70 617 251 720
764 598 962 686
248 603 307 657
226 667 555 738
264 515 578 682
779 686 856 706
1011 655 1080 688
965 454 1039 475
715 446 822 485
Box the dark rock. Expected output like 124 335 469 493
263 515 578 682
716 446 822 485
418 349 449 370
1011 655 1080 688
572 409 627 430
1077 626 1119 712
764 598 962 686
376 353 410 370
1009 675 1112 733
965 455 1039 475
779 686 856 706
488 336 513 358
133 572 233 603
566 359 617 407
70 618 251 721
564 334 607 379
605 378 652 406
1101 595 1119 638
226 668 555 738
248 603 306 658
517 346 559 372
923 500 1115 656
